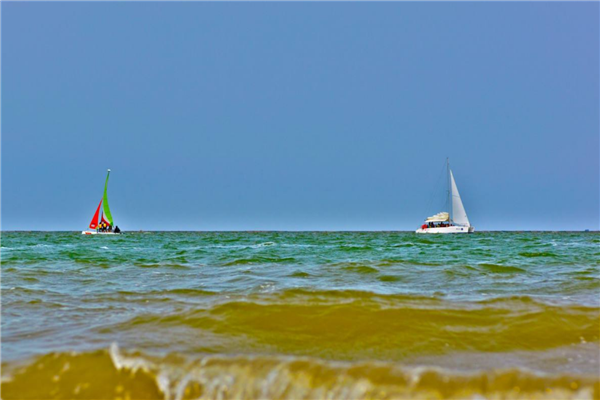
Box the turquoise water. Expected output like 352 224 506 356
1 231 599 399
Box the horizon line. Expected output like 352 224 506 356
2 229 597 233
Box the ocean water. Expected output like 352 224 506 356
1 231 599 399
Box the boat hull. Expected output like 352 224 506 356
415 226 474 234
81 231 121 235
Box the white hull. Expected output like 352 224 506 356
81 231 121 235
415 226 474 234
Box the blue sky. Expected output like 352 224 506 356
2 2 598 231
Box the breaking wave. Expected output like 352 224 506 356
2 345 598 400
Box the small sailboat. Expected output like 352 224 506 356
82 169 121 235
416 159 474 234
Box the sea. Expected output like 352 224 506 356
1 231 599 399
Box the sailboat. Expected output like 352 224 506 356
416 159 474 234
81 169 121 235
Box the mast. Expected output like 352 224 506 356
447 157 452 222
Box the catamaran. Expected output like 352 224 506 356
82 169 121 235
416 159 474 234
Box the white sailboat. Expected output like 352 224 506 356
416 159 474 234
82 169 121 235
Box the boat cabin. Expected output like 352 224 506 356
420 212 453 230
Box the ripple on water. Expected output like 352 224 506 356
340 264 379 274
478 263 526 273
519 251 558 258
289 271 311 278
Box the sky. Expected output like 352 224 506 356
2 2 598 231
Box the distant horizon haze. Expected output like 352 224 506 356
2 2 598 231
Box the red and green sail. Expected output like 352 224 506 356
102 170 114 226
88 169 114 229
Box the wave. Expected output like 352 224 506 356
377 259 440 267
2 345 597 400
378 275 402 282
478 263 526 273
116 288 216 297
223 256 297 266
289 271 311 278
337 244 375 252
340 263 379 274
96 290 600 359
135 263 192 270
519 251 558 258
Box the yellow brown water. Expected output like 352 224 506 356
2 232 599 399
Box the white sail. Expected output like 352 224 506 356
450 170 470 226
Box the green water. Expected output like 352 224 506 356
1 231 599 399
